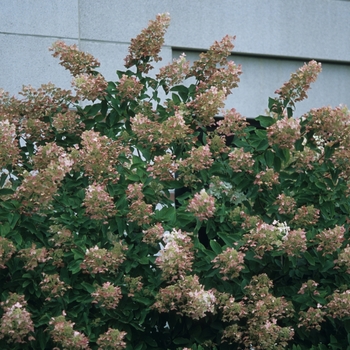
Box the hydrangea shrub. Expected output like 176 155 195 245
1 13 350 349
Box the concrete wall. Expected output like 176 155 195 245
1 0 349 118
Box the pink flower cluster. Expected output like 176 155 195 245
216 108 248 137
0 293 35 344
279 228 307 257
77 129 126 182
49 313 90 349
298 307 326 331
50 40 100 76
124 13 171 73
267 116 301 149
142 223 164 245
212 247 245 280
80 243 127 275
274 193 296 216
254 168 280 190
18 243 50 270
190 35 235 84
117 74 144 101
242 221 283 258
155 229 194 280
187 189 216 221
96 328 127 350
126 183 153 225
153 275 216 320
327 290 350 319
147 153 178 181
228 148 255 173
156 53 190 88
315 225 345 255
0 119 19 169
221 274 294 348
0 237 16 269
292 205 320 226
83 182 117 221
72 73 108 101
275 60 322 105
52 110 84 134
40 273 71 301
91 282 123 309
188 86 226 126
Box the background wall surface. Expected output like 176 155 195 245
1 0 349 118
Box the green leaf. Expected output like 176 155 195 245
256 115 275 128
173 337 190 345
210 240 222 255
304 251 316 266
81 282 95 293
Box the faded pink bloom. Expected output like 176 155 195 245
0 237 16 269
50 40 100 76
52 110 84 134
81 243 127 275
77 129 126 182
228 148 255 173
142 223 164 245
9 83 73 142
298 307 326 331
279 229 307 257
315 225 345 255
178 144 213 172
96 328 127 350
49 314 90 349
131 110 192 149
298 280 319 295
188 86 226 126
83 182 117 221
212 248 245 280
157 53 190 88
187 189 216 221
48 224 74 249
117 75 144 101
189 35 235 83
126 183 153 225
0 119 19 168
216 108 248 137
147 154 179 181
123 275 143 298
18 243 51 270
124 13 171 73
14 147 74 213
155 229 194 280
254 168 280 190
205 60 242 96
327 290 350 319
292 205 320 226
91 282 122 309
275 60 322 106
0 293 35 344
274 193 296 216
267 116 301 149
242 221 283 258
72 73 108 101
40 273 71 301
335 245 350 273
153 275 216 320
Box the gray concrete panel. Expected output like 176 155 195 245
0 34 76 95
79 0 350 62
0 0 79 38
